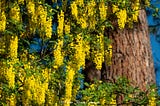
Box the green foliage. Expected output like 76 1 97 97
73 77 160 106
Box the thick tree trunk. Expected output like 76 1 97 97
102 9 155 90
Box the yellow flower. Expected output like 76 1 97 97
149 89 156 106
84 40 90 59
100 98 106 105
92 34 104 70
9 36 18 59
64 21 71 34
145 0 150 6
116 9 127 29
37 5 47 38
71 1 78 19
78 14 87 29
46 90 56 105
89 17 97 29
10 3 20 21
27 1 37 34
112 4 119 13
45 17 52 38
131 0 140 22
74 34 85 69
149 96 156 106
0 11 6 32
53 40 64 69
57 10 64 36
99 1 107 20
27 1 35 15
93 51 104 70
110 98 116 105
90 84 95 90
7 93 16 106
64 64 75 106
35 84 46 105
76 0 84 6
6 64 15 88
87 0 96 17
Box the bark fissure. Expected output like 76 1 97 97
103 9 155 91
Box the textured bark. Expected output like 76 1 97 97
102 9 155 91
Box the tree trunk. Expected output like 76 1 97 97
102 9 155 91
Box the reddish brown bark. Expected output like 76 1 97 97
102 9 155 91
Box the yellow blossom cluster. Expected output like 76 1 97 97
64 21 71 34
87 0 96 17
112 0 141 28
131 0 140 22
6 62 15 88
45 17 53 38
26 1 52 38
76 0 84 6
112 4 119 13
99 1 107 20
0 11 6 32
7 93 16 106
86 0 97 29
74 34 85 69
57 10 64 37
64 64 75 106
26 0 37 34
53 40 64 69
9 36 18 59
145 0 150 6
37 5 47 38
92 34 104 70
116 9 127 29
9 3 21 22
0 61 16 105
46 89 57 105
26 0 35 15
93 51 104 70
71 1 78 19
78 15 87 29
110 98 116 105
22 69 49 105
149 89 156 106
149 97 156 106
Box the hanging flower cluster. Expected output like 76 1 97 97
116 9 127 29
99 1 107 21
9 36 18 59
9 3 21 22
64 64 75 106
26 0 52 38
92 33 105 70
74 34 85 69
26 0 37 35
53 39 64 69
131 0 140 22
0 11 6 32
